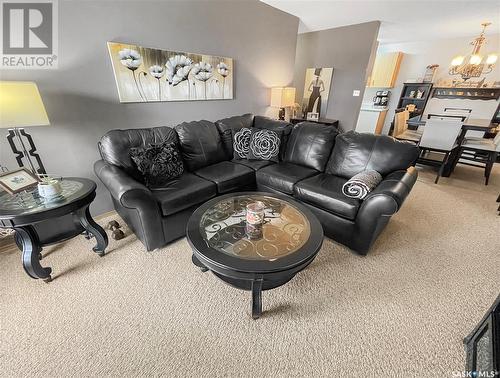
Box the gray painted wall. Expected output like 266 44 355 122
0 0 299 215
294 21 380 132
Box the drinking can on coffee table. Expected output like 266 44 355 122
245 201 265 239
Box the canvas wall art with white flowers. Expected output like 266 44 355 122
107 42 233 103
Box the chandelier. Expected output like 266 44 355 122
449 22 498 80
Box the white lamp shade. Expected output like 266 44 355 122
0 81 50 129
270 87 296 108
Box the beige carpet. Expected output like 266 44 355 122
1 164 499 377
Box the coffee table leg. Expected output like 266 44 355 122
192 255 208 272
76 206 108 256
251 278 264 319
15 226 52 282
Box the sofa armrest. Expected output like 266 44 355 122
94 160 155 208
363 166 418 210
94 160 165 251
351 167 418 254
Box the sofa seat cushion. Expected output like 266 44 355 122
151 173 216 216
256 162 319 195
232 159 274 171
194 161 255 194
294 174 360 221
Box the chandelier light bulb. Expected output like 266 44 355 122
486 54 498 65
451 56 464 66
469 54 483 65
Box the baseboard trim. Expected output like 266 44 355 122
95 210 118 221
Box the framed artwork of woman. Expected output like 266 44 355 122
301 67 334 118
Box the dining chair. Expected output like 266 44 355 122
392 109 422 143
453 131 500 185
418 118 464 184
444 107 472 115
443 108 486 139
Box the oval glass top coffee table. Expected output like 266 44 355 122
186 192 323 319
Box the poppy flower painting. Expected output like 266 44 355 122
108 42 233 103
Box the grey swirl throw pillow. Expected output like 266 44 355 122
130 141 184 188
246 129 281 162
232 128 252 159
342 170 382 199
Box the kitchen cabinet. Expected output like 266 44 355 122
367 52 403 88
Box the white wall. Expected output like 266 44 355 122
294 22 380 132
378 33 500 134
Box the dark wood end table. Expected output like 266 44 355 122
0 177 108 282
186 192 323 319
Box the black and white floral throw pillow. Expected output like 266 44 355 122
246 129 281 162
232 127 252 159
130 141 184 188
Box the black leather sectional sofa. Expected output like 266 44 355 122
94 114 419 254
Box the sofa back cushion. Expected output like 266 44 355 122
326 131 419 178
215 113 254 158
283 122 338 171
98 126 178 180
175 120 227 171
253 115 292 159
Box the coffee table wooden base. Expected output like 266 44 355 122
187 192 324 319
191 253 316 319
251 278 263 319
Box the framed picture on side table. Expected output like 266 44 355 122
306 112 319 121
0 168 40 195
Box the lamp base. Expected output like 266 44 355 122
6 128 46 175
278 107 285 120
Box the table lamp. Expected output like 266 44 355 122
270 87 296 120
0 81 50 175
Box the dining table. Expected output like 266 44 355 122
407 115 498 177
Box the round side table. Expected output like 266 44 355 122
0 177 108 282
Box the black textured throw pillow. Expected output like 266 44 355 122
246 128 281 162
232 127 252 159
130 141 184 188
